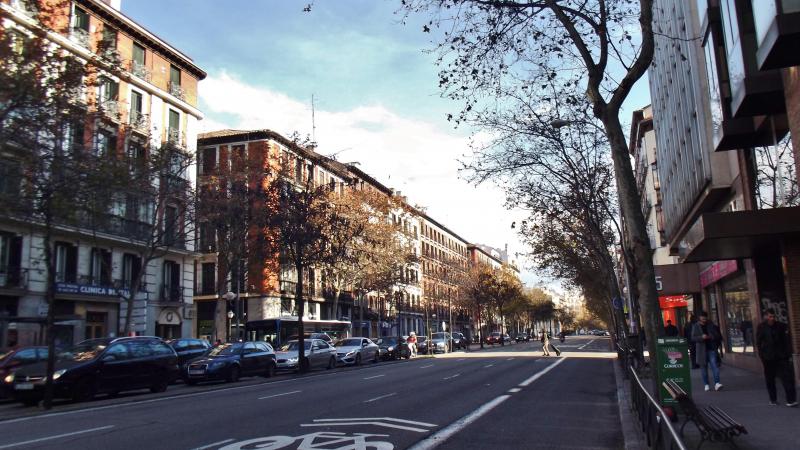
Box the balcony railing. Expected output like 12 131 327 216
100 48 122 66
11 0 38 18
0 267 28 289
167 128 186 148
169 82 186 101
279 280 314 297
100 99 120 120
100 215 153 241
129 111 149 133
114 278 147 291
131 61 152 81
160 285 184 303
70 28 90 48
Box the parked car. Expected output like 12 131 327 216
334 337 379 366
515 333 530 342
502 333 512 344
167 338 211 368
415 336 429 355
0 347 48 398
451 332 468 350
185 341 275 384
430 332 452 353
276 339 337 372
9 337 179 405
376 337 411 360
486 332 502 345
288 333 333 344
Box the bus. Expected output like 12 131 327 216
244 317 351 348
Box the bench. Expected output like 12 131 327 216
662 379 747 449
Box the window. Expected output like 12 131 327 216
54 242 77 283
72 6 89 32
168 109 180 144
169 65 181 86
95 130 116 156
199 223 215 252
130 91 143 122
0 233 22 287
201 262 216 294
164 205 178 245
201 147 216 174
122 253 141 289
162 260 181 302
104 343 129 361
0 160 21 197
89 248 111 285
128 340 152 359
100 26 117 52
132 42 145 66
127 140 145 172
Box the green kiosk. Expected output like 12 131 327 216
656 337 692 408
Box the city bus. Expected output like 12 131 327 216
244 317 351 348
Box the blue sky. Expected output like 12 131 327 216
122 0 652 289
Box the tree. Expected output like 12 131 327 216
403 0 661 359
490 265 523 346
460 262 495 348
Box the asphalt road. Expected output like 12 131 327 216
0 336 622 450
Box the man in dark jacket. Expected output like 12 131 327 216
665 320 679 337
756 309 797 407
691 312 723 391
683 314 699 368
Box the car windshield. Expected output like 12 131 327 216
58 341 108 362
432 333 447 339
335 339 362 347
378 338 397 346
208 343 243 356
281 341 311 352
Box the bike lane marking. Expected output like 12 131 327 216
442 373 460 380
363 374 385 380
189 438 234 450
258 390 301 400
0 425 114 449
420 364 434 368
578 339 596 350
364 392 397 403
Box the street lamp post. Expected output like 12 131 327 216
224 291 235 341
226 310 234 342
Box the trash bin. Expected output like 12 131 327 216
655 337 692 407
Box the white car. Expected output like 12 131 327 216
276 339 336 372
334 337 379 366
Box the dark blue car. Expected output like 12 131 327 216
185 342 276 384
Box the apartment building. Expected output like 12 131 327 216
648 0 800 379
0 0 206 348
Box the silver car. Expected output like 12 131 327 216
275 339 337 372
335 337 379 366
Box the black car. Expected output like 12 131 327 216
167 338 211 367
185 341 276 384
9 337 179 405
451 332 468 350
515 333 530 342
0 347 48 398
377 337 410 360
416 336 429 355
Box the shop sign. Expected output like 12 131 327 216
659 296 688 309
655 337 692 407
699 260 737 288
55 282 131 298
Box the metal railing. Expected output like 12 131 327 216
131 61 152 81
161 285 184 303
129 111 149 132
169 82 186 101
619 344 687 450
70 28 90 48
0 267 27 289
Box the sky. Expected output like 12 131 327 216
121 0 651 289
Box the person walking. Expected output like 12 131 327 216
683 314 699 369
665 320 679 337
407 332 418 358
691 312 723 391
541 329 550 356
756 309 797 407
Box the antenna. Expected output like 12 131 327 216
311 94 317 147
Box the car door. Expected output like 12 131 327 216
241 342 261 375
98 342 134 392
126 340 156 388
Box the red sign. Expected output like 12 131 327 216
659 295 688 309
699 260 738 288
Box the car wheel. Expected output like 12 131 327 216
355 354 362 366
71 377 96 403
327 356 336 370
227 366 240 383
150 376 169 393
265 362 276 378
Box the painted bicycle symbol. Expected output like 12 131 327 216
219 431 394 450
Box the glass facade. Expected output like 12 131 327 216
721 272 754 354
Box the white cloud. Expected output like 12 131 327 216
199 71 539 283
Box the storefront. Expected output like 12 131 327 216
156 308 182 339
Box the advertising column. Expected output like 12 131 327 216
656 336 692 408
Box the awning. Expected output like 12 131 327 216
680 207 800 262
654 263 701 295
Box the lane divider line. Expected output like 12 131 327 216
518 358 566 387
506 358 515 361
408 396 510 450
420 364 433 369
443 373 460 380
190 438 235 450
0 425 115 449
302 422 427 433
363 374 385 380
364 392 397 403
578 339 596 350
508 388 521 393
483 364 494 368
258 390 301 400
312 417 438 427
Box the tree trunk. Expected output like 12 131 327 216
332 288 341 321
121 254 147 337
602 114 661 366
41 222 57 410
295 257 307 373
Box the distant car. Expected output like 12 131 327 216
486 332 501 345
0 347 49 398
451 332 468 350
167 338 211 367
515 333 530 342
377 337 410 360
335 337 379 366
416 336 429 355
185 341 276 384
430 332 452 353
9 337 179 405
502 333 511 344
276 339 337 372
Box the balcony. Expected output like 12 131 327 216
99 48 122 66
160 285 184 303
114 278 147 291
279 280 314 297
131 61 152 81
70 28 90 48
10 0 38 19
167 128 186 148
169 82 186 101
100 99 121 121
128 111 150 134
101 215 153 241
753 2 800 70
0 267 28 290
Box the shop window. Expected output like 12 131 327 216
721 273 754 354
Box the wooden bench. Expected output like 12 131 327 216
662 379 747 449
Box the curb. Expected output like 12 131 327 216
613 359 647 450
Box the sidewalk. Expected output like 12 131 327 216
678 362 798 449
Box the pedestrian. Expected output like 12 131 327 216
691 311 723 391
665 320 679 337
408 331 418 358
683 314 699 369
756 309 797 407
541 329 550 356
214 339 223 347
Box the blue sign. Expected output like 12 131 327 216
55 282 131 298
612 297 623 310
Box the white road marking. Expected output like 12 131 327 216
483 364 494 368
420 364 434 368
364 392 397 403
506 358 515 361
312 417 438 427
258 390 301 400
363 374 385 380
578 339 596 350
508 388 521 393
457 358 465 361
0 425 115 449
190 438 235 450
519 358 566 387
443 373 460 380
302 421 428 433
408 396 510 450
